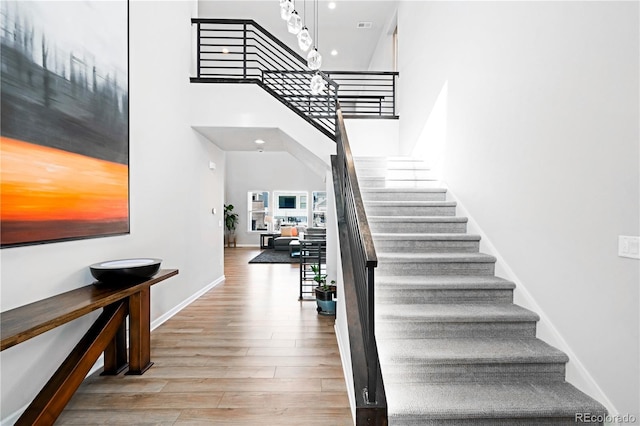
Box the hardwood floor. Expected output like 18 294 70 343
57 248 353 425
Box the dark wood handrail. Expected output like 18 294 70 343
333 102 386 423
336 107 377 268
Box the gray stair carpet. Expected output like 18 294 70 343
353 157 607 425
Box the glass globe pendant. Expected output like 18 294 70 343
297 26 312 51
310 73 324 95
307 47 322 70
280 0 294 20
287 10 302 34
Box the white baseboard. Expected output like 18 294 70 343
442 183 619 423
151 275 225 332
1 275 226 426
334 323 356 425
234 244 259 248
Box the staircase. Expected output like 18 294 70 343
354 156 607 425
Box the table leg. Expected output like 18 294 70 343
101 311 128 375
126 286 153 375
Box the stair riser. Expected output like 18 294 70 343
357 169 435 179
382 363 567 384
376 322 537 339
370 222 467 233
360 179 442 189
377 261 495 276
390 417 604 426
354 159 427 169
376 289 513 304
365 205 457 216
374 240 480 253
362 191 447 202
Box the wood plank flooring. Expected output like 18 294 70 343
57 248 353 425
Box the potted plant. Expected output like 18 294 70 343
224 204 239 247
312 264 336 315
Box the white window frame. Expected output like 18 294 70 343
247 191 270 232
272 191 308 231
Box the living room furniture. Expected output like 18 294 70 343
289 240 301 257
259 233 280 249
274 226 299 251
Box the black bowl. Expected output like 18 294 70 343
90 258 162 285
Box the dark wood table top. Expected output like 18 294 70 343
1 269 179 351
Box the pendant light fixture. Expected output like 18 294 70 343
280 0 294 20
297 0 312 51
310 72 324 95
287 10 302 34
307 0 322 70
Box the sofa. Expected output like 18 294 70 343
273 226 327 251
273 226 300 251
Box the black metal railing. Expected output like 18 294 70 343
326 71 398 118
191 19 398 139
333 104 386 424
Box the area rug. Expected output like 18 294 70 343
248 250 299 264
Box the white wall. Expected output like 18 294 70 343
224 151 326 246
0 1 226 420
397 0 639 419
344 119 400 157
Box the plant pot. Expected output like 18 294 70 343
315 287 336 315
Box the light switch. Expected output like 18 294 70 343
219 220 223 228
618 236 640 259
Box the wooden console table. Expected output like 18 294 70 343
0 269 178 425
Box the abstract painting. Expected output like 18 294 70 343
1 1 129 247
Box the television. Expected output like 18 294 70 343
278 196 296 209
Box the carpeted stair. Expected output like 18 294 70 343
354 156 607 425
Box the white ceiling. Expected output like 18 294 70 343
193 126 288 152
197 0 398 71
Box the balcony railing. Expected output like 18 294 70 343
191 18 398 139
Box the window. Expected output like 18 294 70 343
248 191 269 232
312 191 327 228
273 191 308 230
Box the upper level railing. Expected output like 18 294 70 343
191 18 398 139
333 104 386 423
326 72 397 119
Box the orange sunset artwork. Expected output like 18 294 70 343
1 1 129 247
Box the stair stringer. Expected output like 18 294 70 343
437 180 619 421
189 82 335 174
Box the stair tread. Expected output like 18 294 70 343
378 337 569 364
369 216 467 222
360 176 437 181
385 382 607 419
375 275 515 289
373 233 480 241
366 201 456 206
376 303 539 322
362 187 446 193
378 253 496 263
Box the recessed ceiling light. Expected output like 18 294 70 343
330 49 338 56
328 2 336 10
222 47 229 54
254 139 266 144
